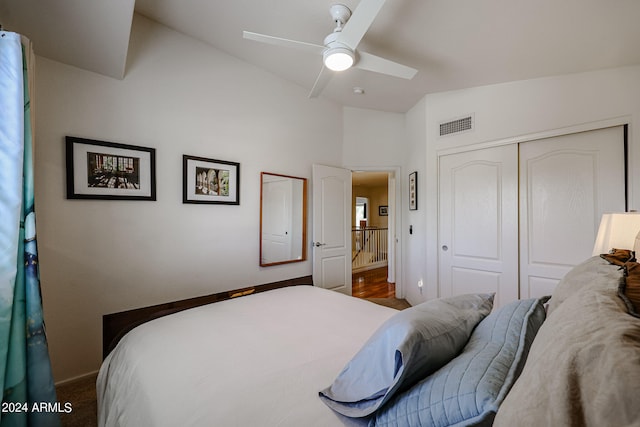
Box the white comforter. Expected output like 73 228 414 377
97 286 398 427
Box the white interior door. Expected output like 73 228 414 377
439 145 519 307
312 164 352 295
519 126 626 298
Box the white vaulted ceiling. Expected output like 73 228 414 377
2 0 640 113
0 0 135 79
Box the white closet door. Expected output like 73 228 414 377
439 145 519 307
519 126 626 299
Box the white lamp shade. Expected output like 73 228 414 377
592 212 640 256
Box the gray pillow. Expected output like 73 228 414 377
318 293 495 418
494 288 640 427
547 256 622 314
370 296 549 427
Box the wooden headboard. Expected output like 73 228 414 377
102 275 313 359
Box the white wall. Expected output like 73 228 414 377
403 99 428 305
418 65 640 303
343 107 406 167
35 14 343 382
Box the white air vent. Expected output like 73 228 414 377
439 115 473 137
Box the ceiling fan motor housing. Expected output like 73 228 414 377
323 47 354 71
323 32 355 71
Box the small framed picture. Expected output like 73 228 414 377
183 155 240 205
379 205 388 216
409 171 418 210
65 136 156 201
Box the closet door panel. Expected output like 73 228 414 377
527 276 560 299
452 163 500 259
519 126 626 299
439 145 519 307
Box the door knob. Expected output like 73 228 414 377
442 245 449 251
313 242 326 247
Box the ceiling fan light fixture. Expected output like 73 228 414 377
323 47 354 71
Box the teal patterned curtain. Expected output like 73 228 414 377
0 32 60 427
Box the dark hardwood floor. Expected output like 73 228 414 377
352 267 395 298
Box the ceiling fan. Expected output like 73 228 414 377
243 0 418 98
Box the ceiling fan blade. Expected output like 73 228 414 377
243 31 325 55
336 0 386 49
308 66 333 98
356 51 418 79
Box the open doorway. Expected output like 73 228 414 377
351 171 396 299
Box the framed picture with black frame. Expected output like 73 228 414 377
379 205 388 216
409 171 418 210
183 155 240 205
65 136 156 201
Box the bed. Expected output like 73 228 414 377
97 285 397 427
98 254 640 427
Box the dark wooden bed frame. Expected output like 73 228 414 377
102 275 313 358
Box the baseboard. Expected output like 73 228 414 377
55 369 99 387
353 262 388 273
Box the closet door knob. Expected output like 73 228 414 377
442 245 449 251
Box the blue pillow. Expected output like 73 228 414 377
370 296 549 427
318 293 495 418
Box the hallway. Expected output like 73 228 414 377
352 267 395 298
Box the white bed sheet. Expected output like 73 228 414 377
97 285 398 427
